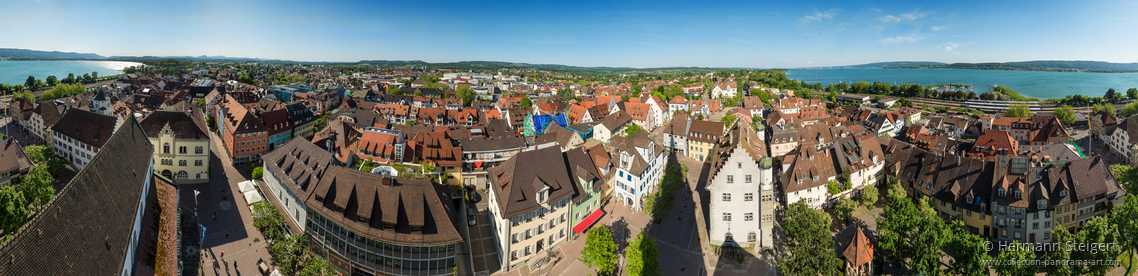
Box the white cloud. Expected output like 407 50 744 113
800 8 840 23
835 23 850 33
936 42 962 51
806 60 815 64
877 9 932 23
931 25 951 31
878 32 928 44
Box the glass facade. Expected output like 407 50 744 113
305 208 458 276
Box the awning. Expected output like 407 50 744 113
573 209 605 234
475 161 484 169
243 190 264 205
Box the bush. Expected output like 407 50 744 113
861 185 879 207
252 167 263 179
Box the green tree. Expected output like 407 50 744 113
625 232 661 276
1115 194 1138 276
1108 103 1119 117
1054 104 1076 125
64 73 75 84
455 85 476 106
45 75 57 86
414 89 423 96
0 185 29 235
19 167 55 209
238 74 256 85
720 114 736 127
1123 101 1138 117
299 256 337 276
252 201 286 240
1128 88 1138 99
778 200 842 276
196 99 206 107
1042 228 1082 276
1003 103 1033 118
850 81 872 94
270 234 307 275
1112 164 1138 194
24 76 35 90
520 97 533 108
860 185 878 207
91 71 97 79
557 88 575 101
579 226 619 275
1106 88 1118 102
994 241 1039 276
663 84 684 100
827 180 841 195
1077 216 1121 275
946 219 992 276
252 167 264 179
25 145 66 174
834 196 856 223
624 124 644 136
877 178 951 274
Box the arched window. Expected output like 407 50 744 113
748 232 757 242
163 143 170 154
177 171 188 179
725 232 733 242
195 146 203 154
196 173 201 179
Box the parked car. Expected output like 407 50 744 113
468 209 476 226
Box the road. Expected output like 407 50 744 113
178 131 276 276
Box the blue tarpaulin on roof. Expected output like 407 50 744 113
553 114 568 127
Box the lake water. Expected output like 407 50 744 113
0 60 143 86
786 68 1138 100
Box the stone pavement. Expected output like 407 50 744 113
177 132 275 276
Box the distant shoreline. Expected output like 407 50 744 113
882 66 1138 73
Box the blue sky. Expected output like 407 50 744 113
2 0 1137 68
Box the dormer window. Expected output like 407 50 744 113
1014 190 1022 199
1060 190 1068 197
537 185 551 204
1037 199 1047 209
998 188 1006 198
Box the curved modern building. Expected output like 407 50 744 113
263 139 463 276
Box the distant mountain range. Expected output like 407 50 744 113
798 61 947 69
0 48 105 60
3 48 1137 73
884 60 1138 73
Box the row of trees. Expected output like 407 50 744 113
580 226 661 276
0 146 64 242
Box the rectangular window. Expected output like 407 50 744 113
722 193 731 201
744 193 753 201
727 175 734 183
745 213 753 221
723 213 731 221
745 175 752 183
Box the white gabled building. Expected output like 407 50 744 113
1111 116 1138 162
707 123 775 250
610 132 667 211
830 134 885 199
50 109 122 170
711 82 737 99
781 143 837 209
